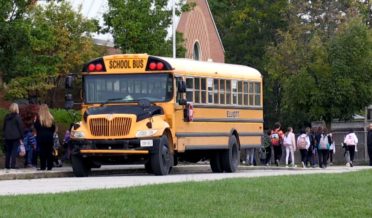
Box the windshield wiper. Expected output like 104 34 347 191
100 98 126 106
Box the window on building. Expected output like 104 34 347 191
193 41 201 61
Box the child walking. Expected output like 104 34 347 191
283 127 296 167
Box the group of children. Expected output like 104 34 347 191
21 128 71 168
246 122 358 168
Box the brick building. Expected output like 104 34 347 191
177 0 225 63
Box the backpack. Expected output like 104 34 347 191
283 135 292 147
297 135 307 149
318 135 330 150
344 134 355 146
270 130 281 146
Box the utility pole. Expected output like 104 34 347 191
172 0 176 58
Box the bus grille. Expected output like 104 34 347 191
89 117 132 137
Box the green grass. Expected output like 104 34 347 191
1 170 372 217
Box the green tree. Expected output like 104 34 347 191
209 0 289 128
267 17 372 129
103 0 189 56
6 1 101 105
0 0 33 85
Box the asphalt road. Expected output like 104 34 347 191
0 164 370 196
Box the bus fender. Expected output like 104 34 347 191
229 129 241 150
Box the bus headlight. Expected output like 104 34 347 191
136 129 158 138
71 131 85 139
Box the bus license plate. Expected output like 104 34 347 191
140 140 153 147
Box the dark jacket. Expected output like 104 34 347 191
2 113 24 140
367 130 372 149
34 120 56 145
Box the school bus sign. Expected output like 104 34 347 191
103 55 148 73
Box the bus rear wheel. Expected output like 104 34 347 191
150 135 172 175
221 136 239 172
71 154 91 177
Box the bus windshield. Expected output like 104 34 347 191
84 73 173 104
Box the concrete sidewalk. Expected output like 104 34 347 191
0 163 370 181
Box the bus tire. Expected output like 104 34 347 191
150 135 172 175
210 151 223 173
221 136 239 172
71 154 91 177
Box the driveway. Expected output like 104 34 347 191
0 164 370 196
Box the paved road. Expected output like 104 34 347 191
0 165 370 196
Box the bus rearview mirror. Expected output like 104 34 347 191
65 94 74 109
65 75 73 89
177 81 186 93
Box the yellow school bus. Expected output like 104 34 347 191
67 54 263 176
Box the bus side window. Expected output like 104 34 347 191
244 82 248 106
186 77 194 102
175 77 183 102
226 80 231 105
214 79 219 104
220 79 225 104
249 82 254 106
201 78 206 104
237 81 243 105
232 80 238 105
207 78 213 104
255 82 261 106
195 77 200 103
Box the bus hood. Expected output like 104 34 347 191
84 105 164 122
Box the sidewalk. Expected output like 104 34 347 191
0 164 370 181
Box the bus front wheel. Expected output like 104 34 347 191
150 135 172 175
71 154 91 177
221 136 240 172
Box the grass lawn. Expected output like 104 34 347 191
1 170 372 217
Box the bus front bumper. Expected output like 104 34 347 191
70 138 160 155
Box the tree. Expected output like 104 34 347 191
209 0 290 128
266 16 372 129
0 0 33 85
5 1 101 105
103 0 189 56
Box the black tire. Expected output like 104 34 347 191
71 154 91 177
221 136 240 172
210 151 223 173
150 135 172 175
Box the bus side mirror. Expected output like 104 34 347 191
65 94 74 109
177 80 186 93
65 75 73 89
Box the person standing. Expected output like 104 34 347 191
2 103 24 170
34 104 56 171
297 129 310 168
305 127 315 167
344 129 358 167
271 122 284 166
367 124 372 166
262 130 272 166
318 128 332 168
283 127 296 167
